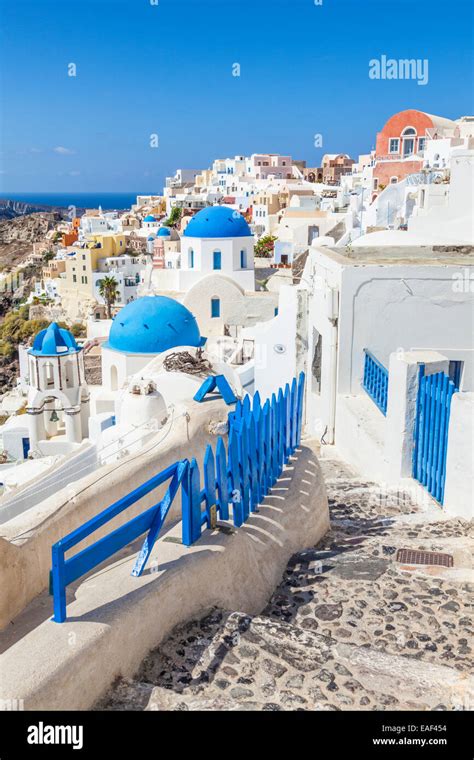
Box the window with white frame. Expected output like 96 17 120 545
389 138 400 154
418 136 426 152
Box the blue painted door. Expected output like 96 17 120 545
412 370 457 504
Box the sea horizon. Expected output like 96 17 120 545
0 191 157 211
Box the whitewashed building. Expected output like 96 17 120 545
143 206 277 337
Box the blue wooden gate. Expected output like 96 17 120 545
412 369 457 504
50 373 305 623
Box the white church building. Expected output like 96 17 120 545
25 323 90 450
143 206 277 337
101 295 205 391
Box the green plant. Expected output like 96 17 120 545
0 339 15 359
19 319 49 341
97 276 119 319
254 234 277 258
70 322 85 337
163 206 182 228
18 304 30 320
0 313 26 343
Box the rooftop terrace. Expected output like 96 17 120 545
320 244 474 267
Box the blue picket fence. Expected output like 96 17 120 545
50 372 305 623
412 369 457 504
362 348 389 415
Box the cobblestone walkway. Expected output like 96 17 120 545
98 454 473 711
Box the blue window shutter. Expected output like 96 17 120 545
211 298 220 318
213 251 221 270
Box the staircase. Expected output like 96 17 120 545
97 454 474 711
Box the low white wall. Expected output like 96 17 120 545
335 394 388 482
444 392 474 519
86 319 112 340
0 443 98 525
0 441 328 711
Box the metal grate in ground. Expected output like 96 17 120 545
396 548 454 567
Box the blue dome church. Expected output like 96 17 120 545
102 295 204 390
148 206 257 338
26 323 90 448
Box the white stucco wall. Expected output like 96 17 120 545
86 318 112 340
182 275 277 338
336 263 474 394
444 392 474 519
305 252 342 442
408 149 474 244
303 247 473 446
244 286 302 402
0 442 98 525
101 347 153 391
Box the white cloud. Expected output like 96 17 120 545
53 146 75 155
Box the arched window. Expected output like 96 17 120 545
390 176 398 184
64 360 75 388
188 248 194 268
110 365 118 391
213 250 222 270
402 127 417 158
211 298 220 318
30 359 37 388
44 361 55 388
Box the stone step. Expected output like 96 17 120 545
98 609 474 711
317 457 361 483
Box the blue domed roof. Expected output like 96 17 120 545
29 322 80 357
105 296 204 355
147 234 156 241
157 226 171 237
183 206 251 238
144 215 157 222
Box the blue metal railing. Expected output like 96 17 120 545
362 349 389 415
50 373 305 622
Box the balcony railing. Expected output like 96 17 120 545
362 349 388 415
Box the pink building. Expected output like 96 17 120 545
249 154 293 180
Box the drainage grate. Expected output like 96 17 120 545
396 549 453 567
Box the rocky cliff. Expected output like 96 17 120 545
0 199 67 221
0 212 61 268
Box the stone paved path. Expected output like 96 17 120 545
98 453 473 711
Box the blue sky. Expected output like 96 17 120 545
0 0 472 193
